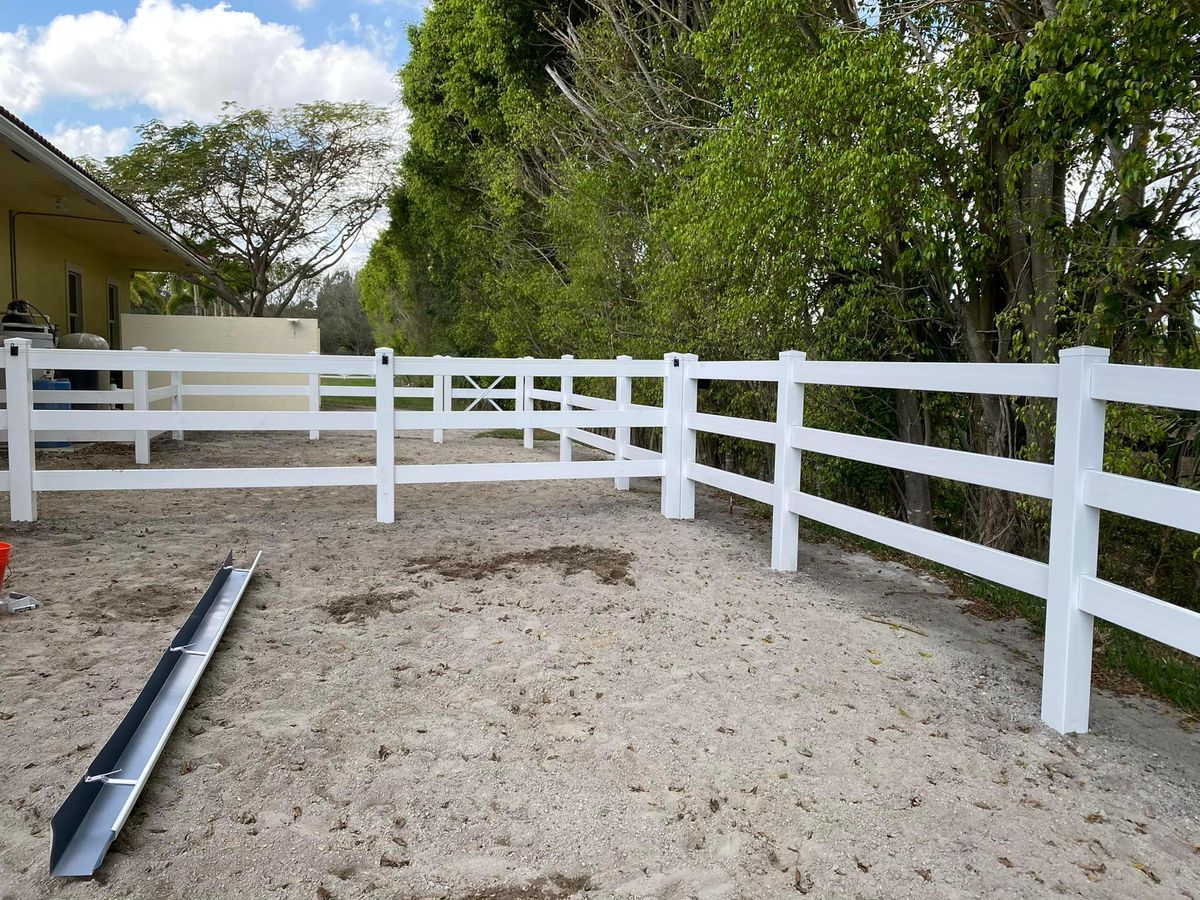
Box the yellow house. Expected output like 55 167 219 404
0 105 210 349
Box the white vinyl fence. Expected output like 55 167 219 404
1 338 1197 736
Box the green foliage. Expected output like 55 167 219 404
316 272 376 356
101 102 396 316
367 0 1200 669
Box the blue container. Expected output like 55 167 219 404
33 378 71 449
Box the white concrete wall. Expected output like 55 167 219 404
120 314 320 411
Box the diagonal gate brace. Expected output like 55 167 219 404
49 550 262 877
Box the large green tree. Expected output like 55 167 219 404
366 0 1198 606
102 101 397 317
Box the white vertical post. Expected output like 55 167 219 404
771 351 806 570
432 356 445 444
614 354 632 490
559 354 573 463
660 352 698 519
375 347 395 524
170 348 183 441
1041 345 1109 734
522 356 535 449
307 350 320 440
5 338 36 521
514 370 526 436
443 362 454 436
132 346 149 465
678 354 699 519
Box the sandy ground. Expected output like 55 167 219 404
0 429 1198 900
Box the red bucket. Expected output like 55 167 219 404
0 543 10 584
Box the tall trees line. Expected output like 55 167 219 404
363 0 1198 605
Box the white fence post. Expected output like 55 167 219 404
432 356 445 444
679 353 699 519
514 369 526 438
522 356 535 449
5 338 36 521
771 350 806 571
307 350 320 440
560 354 573 463
375 347 396 524
170 348 184 441
660 352 698 519
1041 345 1109 734
614 354 632 490
132 346 149 465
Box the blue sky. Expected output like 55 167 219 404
0 0 424 159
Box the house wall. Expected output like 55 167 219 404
1 213 130 348
120 314 320 411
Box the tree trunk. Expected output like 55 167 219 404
895 388 933 529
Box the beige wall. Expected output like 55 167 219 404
121 314 320 411
1 213 130 347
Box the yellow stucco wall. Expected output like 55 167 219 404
0 211 130 348
121 314 320 411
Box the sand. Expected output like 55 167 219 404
0 429 1198 899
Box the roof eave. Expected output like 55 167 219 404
0 111 216 278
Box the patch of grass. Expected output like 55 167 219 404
473 428 559 441
319 377 430 411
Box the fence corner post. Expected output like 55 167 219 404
5 338 36 521
614 354 632 490
307 350 320 441
132 346 149 465
560 354 574 463
771 350 806 571
169 348 184 441
522 356 535 449
1041 344 1109 734
432 356 445 444
374 347 396 524
660 351 698 519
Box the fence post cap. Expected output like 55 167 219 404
3 337 31 348
1059 346 1110 361
132 345 147 351
778 349 806 361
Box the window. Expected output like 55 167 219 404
67 269 83 334
107 282 120 348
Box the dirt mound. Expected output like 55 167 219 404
407 544 634 586
85 582 192 621
322 590 415 624
448 874 591 900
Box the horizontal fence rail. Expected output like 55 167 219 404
0 339 1196 740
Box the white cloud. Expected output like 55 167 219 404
1 0 397 121
47 123 134 160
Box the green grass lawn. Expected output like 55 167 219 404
319 377 430 411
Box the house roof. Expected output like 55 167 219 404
0 106 214 277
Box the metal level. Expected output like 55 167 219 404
50 550 261 877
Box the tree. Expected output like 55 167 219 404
130 272 226 316
102 102 398 317
316 271 376 355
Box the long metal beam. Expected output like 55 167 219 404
50 551 261 877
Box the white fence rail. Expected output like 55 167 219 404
1 338 1197 737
